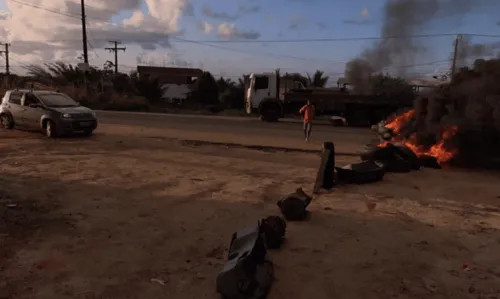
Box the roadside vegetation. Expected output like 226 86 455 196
0 61 417 114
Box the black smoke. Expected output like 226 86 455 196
353 0 500 168
344 0 500 91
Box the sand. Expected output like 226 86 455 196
1 126 500 299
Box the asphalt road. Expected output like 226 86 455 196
96 110 374 144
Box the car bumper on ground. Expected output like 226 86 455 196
58 118 98 135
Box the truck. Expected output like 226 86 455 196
244 72 417 126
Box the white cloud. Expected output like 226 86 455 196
123 10 144 27
0 0 193 65
199 22 213 34
217 23 259 40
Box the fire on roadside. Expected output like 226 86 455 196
379 109 459 165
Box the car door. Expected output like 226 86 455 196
20 93 45 129
5 91 25 126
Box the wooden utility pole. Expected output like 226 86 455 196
0 42 10 88
0 43 10 75
81 0 88 63
451 34 462 77
105 41 126 74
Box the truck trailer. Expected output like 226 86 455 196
244 72 420 126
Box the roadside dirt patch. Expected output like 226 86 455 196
0 129 499 299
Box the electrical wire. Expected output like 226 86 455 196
3 0 472 76
10 0 500 44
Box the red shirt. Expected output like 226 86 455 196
299 104 315 123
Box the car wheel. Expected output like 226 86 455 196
82 129 93 136
45 120 57 138
0 114 14 129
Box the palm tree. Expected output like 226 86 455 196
237 74 250 88
216 76 236 93
282 72 308 88
306 70 329 87
23 61 101 85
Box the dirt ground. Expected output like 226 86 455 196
1 126 500 299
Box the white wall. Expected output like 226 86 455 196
161 83 190 100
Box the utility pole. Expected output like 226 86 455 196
0 43 10 75
0 42 10 88
451 34 462 77
80 0 88 64
105 41 126 74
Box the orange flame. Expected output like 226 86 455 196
385 109 415 135
379 110 458 165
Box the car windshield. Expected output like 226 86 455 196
38 93 79 107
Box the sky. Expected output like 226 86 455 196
0 0 500 82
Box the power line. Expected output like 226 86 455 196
105 40 126 74
6 0 499 73
172 37 347 65
86 26 100 59
2 0 475 77
6 0 347 65
10 0 80 19
171 33 500 44
10 0 500 44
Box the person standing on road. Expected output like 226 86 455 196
299 100 315 142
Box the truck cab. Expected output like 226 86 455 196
245 72 305 121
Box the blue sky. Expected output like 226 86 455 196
2 0 500 81
123 0 500 80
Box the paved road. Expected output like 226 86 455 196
96 110 374 144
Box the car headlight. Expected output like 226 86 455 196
62 113 71 118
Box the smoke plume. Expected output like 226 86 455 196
454 35 500 68
382 58 500 168
360 1 500 167
344 0 500 90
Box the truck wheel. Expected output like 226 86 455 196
260 102 281 122
0 114 14 129
245 101 252 114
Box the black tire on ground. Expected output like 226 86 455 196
44 120 58 138
0 113 14 129
335 160 386 184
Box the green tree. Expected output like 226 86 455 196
23 61 102 85
132 75 163 104
282 72 308 88
306 70 329 87
237 74 250 88
190 71 219 105
369 74 414 104
216 76 235 93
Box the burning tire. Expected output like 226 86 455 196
419 155 441 169
360 144 414 173
393 145 420 170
